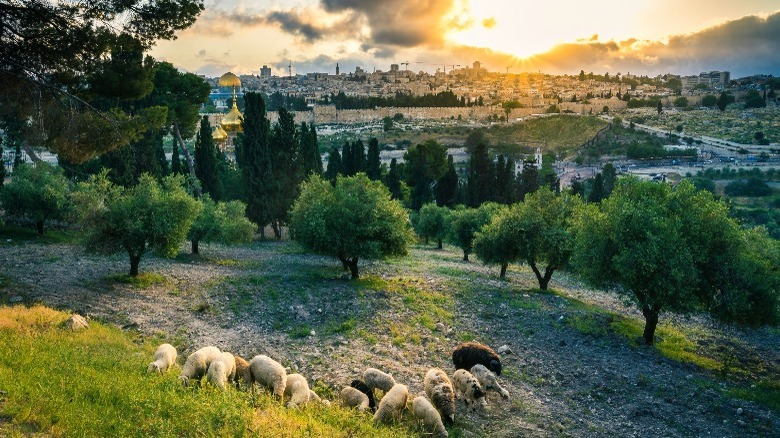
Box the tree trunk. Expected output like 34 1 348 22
529 261 555 290
347 258 359 279
437 238 443 249
36 221 44 235
271 222 282 240
129 255 141 277
642 304 660 345
173 120 201 197
259 225 265 239
192 240 199 255
499 263 508 278
463 251 469 262
23 142 41 163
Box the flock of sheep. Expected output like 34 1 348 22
148 340 510 437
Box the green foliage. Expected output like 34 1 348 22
188 196 256 254
414 203 452 248
466 142 495 207
435 155 459 207
268 107 304 238
236 92 273 234
76 172 201 276
325 147 342 183
674 97 689 108
0 163 71 234
366 138 382 181
724 178 773 197
194 116 221 199
404 140 448 210
701 94 718 108
717 92 735 111
572 178 779 344
289 174 414 278
299 122 323 177
447 203 503 261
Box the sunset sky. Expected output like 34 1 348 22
151 0 780 78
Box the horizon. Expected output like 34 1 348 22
150 0 780 78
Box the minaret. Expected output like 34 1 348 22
336 63 340 75
535 147 542 167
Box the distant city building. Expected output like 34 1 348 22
681 71 730 90
355 66 365 74
390 64 399 72
260 65 271 78
336 63 340 75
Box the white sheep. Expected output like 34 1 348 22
340 387 370 412
283 373 310 408
373 383 409 424
248 355 287 399
179 346 221 387
471 364 510 400
206 352 237 390
308 389 331 406
148 343 177 374
412 396 448 438
452 369 487 412
364 367 396 394
424 368 455 425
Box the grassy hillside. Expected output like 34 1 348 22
0 305 415 437
487 115 609 156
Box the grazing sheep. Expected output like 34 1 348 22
233 355 251 389
283 373 311 408
424 368 455 425
412 396 448 438
248 355 287 399
364 367 396 394
179 346 221 387
206 352 236 390
308 389 331 406
148 343 177 374
452 341 502 376
471 364 509 400
340 386 370 412
350 379 377 412
373 383 409 424
452 369 487 412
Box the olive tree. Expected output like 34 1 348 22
187 196 256 254
76 172 201 276
448 203 503 261
0 163 71 234
414 203 451 249
289 174 414 279
571 178 777 345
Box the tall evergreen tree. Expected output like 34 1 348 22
341 142 353 176
538 152 559 193
495 155 515 204
435 155 458 207
155 130 169 177
366 137 382 181
517 160 539 201
268 107 301 239
236 92 273 237
194 116 221 199
325 147 342 182
351 139 366 175
299 122 322 177
466 142 495 207
602 163 617 198
588 173 605 203
386 158 403 200
170 139 182 175
404 140 448 210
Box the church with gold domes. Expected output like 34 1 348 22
210 72 244 157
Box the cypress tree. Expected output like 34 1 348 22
435 155 458 207
466 142 495 207
366 137 382 181
237 92 273 237
170 140 182 175
155 129 169 176
352 139 366 174
588 173 605 203
195 115 221 199
341 141 353 176
325 147 342 183
299 122 322 177
495 154 515 204
386 158 402 200
517 160 539 201
268 107 301 239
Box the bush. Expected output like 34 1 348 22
0 163 72 234
724 178 773 197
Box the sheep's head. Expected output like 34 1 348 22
179 375 190 387
148 362 161 373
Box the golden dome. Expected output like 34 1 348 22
221 102 243 132
218 72 241 88
212 125 228 142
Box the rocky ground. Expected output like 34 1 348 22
1 239 778 437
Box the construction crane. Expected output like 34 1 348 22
432 64 461 74
401 61 409 70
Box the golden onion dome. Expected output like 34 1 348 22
218 72 241 88
221 102 243 132
212 124 228 142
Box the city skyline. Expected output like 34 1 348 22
151 0 780 78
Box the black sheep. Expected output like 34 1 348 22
350 379 377 412
452 341 502 376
